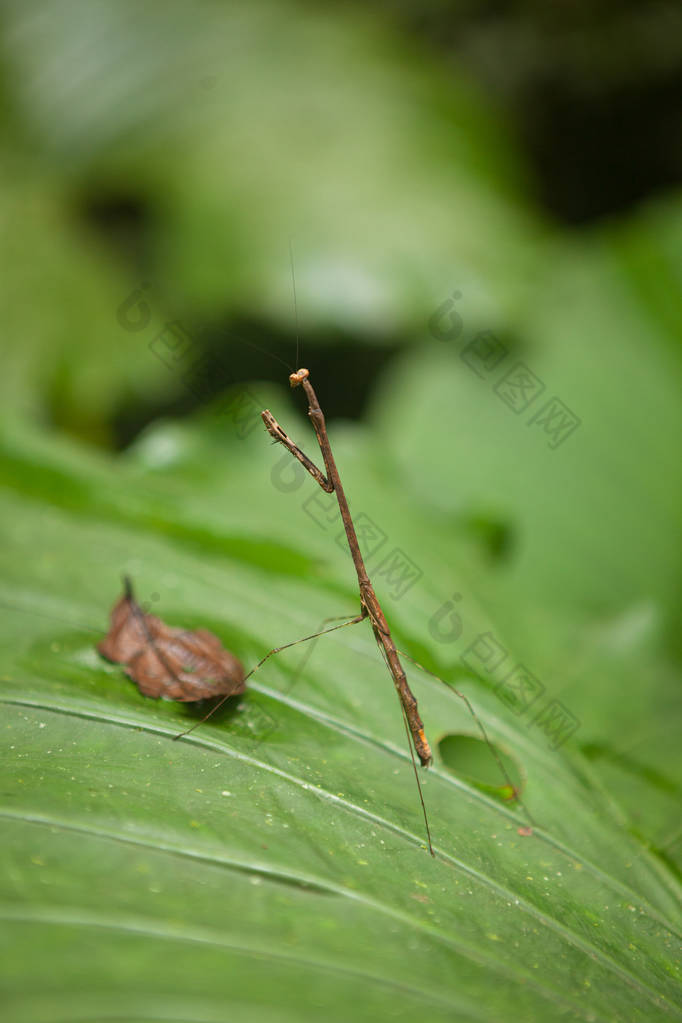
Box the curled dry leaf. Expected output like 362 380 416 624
97 578 245 702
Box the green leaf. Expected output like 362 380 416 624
0 409 679 1022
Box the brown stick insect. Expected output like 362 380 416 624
263 367 440 851
173 361 531 856
262 368 433 770
165 365 435 848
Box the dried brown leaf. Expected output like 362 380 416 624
97 579 245 701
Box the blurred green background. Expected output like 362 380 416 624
1 2 681 1022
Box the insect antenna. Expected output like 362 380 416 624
289 237 301 369
225 330 294 372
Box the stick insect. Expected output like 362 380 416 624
263 367 438 851
262 368 432 770
168 365 436 847
176 364 531 857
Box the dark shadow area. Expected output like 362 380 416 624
370 0 682 224
112 317 404 450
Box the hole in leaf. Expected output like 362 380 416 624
462 514 514 561
438 733 525 804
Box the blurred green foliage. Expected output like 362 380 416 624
0 0 542 438
0 2 680 1021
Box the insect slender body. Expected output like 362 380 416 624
262 368 432 767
